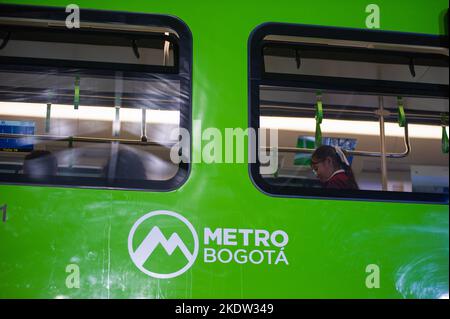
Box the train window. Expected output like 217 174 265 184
249 24 449 203
0 6 192 190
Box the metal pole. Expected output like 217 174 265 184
141 108 148 142
113 71 123 138
379 96 388 191
0 133 174 147
163 32 170 66
45 103 51 133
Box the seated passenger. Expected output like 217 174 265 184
311 145 359 190
23 150 58 178
104 146 146 180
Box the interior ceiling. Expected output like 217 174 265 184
263 35 450 56
260 86 449 113
261 38 449 173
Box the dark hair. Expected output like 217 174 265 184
23 150 58 177
312 145 359 190
104 148 146 180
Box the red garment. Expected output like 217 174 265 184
323 171 357 190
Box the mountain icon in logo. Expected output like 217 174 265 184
131 226 194 268
128 211 199 279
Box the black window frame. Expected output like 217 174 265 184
249 22 449 204
0 4 192 192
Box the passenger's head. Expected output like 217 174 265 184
311 145 349 183
23 150 58 178
105 147 146 180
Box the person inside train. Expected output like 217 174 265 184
311 145 359 190
23 150 58 178
104 146 147 180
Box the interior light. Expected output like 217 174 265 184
0 102 180 125
260 116 448 140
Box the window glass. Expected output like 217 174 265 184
0 12 191 190
250 25 449 202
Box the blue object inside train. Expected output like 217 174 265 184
0 120 35 152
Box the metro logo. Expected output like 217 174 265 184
129 211 289 279
131 226 194 267
128 211 199 279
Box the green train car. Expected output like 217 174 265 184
0 0 448 299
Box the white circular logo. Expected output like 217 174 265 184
128 211 199 279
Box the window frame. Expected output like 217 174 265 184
248 22 449 204
0 4 192 192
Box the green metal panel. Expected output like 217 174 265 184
0 0 448 298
